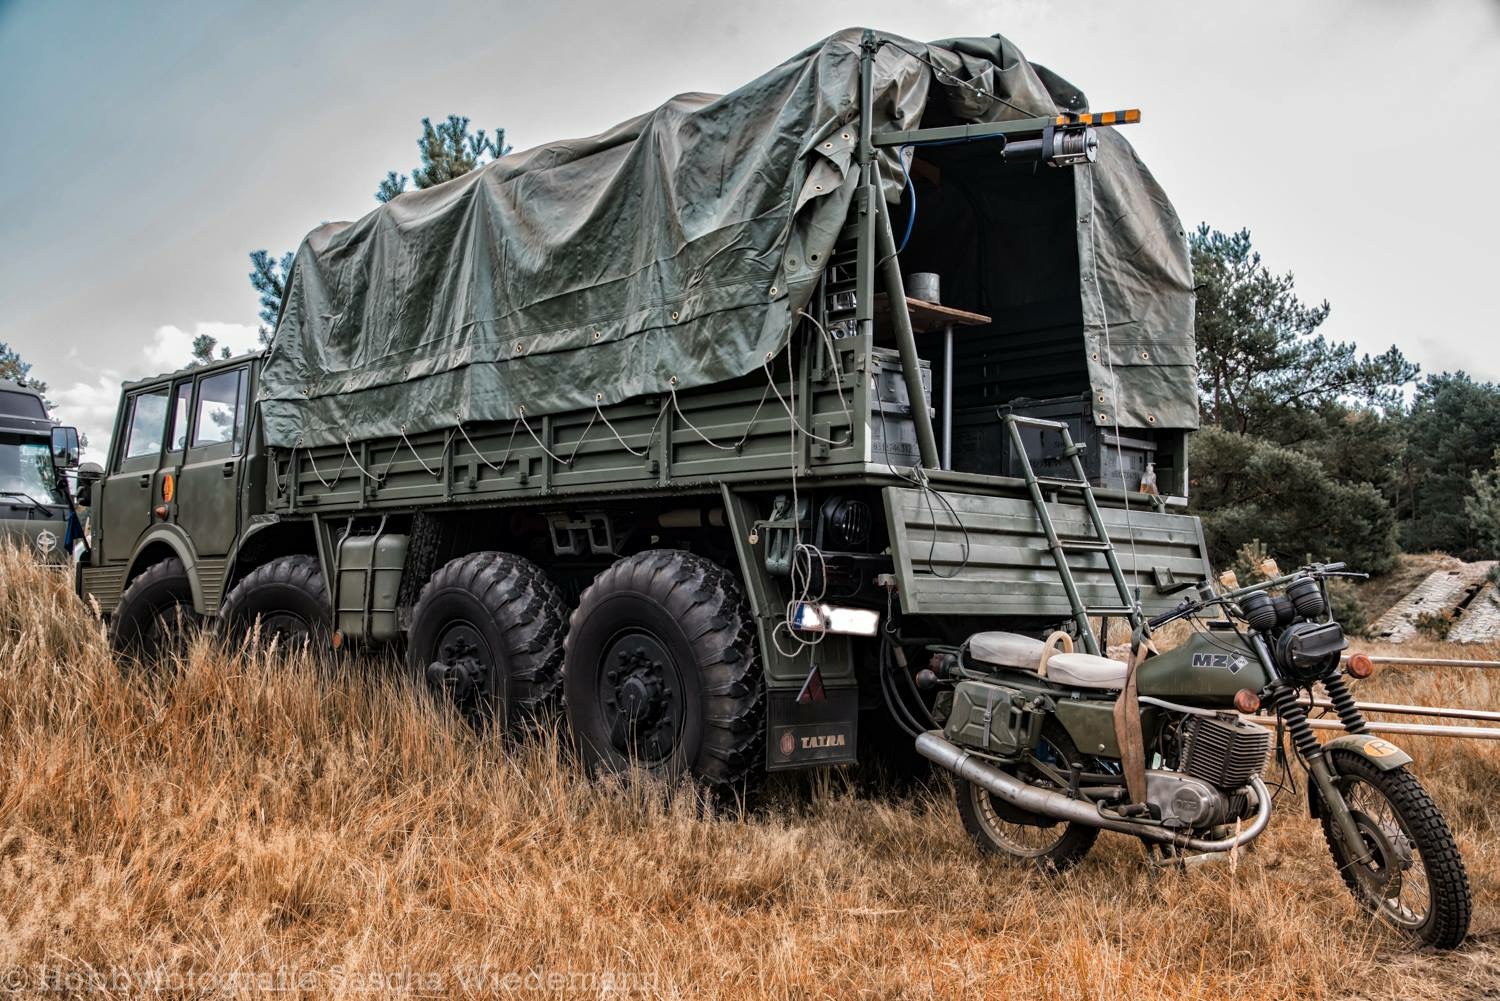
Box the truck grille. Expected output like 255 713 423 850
1180 715 1270 789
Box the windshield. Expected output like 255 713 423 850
0 436 66 506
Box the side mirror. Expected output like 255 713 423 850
76 462 103 507
51 426 80 470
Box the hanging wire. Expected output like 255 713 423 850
455 415 519 473
377 424 448 480
305 443 349 490
515 407 571 465
343 435 378 481
668 378 772 452
593 396 667 458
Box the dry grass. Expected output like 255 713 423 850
1 549 1497 1000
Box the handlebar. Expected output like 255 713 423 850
1145 562 1362 632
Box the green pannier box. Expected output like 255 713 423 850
944 680 1045 759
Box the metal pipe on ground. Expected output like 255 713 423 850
1310 697 1500 724
1344 655 1500 669
1243 715 1500 741
914 731 1272 853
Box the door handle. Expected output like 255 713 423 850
222 461 235 478
138 474 150 488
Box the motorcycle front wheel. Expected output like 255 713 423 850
1320 749 1471 949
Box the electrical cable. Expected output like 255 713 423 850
896 146 916 254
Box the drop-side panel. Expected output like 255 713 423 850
882 487 1210 618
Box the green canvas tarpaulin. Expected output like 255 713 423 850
258 28 1196 450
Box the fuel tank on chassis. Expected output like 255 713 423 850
1135 629 1271 709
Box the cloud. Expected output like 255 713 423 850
143 322 264 373
50 321 266 462
50 373 129 464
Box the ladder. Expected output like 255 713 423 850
1003 414 1142 655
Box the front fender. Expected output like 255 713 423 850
128 525 204 613
1324 733 1413 770
1307 733 1412 819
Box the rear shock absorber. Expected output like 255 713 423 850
1321 673 1368 734
1267 682 1321 759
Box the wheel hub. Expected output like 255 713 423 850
427 625 492 709
1346 808 1412 901
601 633 681 761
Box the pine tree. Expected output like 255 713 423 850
0 342 49 409
375 115 510 203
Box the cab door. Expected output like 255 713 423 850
99 383 176 566
172 366 248 607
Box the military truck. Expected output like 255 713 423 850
77 31 1477 947
81 29 1207 783
0 379 81 562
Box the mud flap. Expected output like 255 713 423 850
766 686 858 770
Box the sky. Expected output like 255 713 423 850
2 0 1497 457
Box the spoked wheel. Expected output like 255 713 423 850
110 557 200 662
406 552 567 730
1320 749 1471 949
563 550 764 794
956 721 1098 872
219 555 331 654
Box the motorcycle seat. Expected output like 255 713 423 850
966 631 1046 669
1043 652 1129 690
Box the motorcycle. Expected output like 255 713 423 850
913 562 1471 949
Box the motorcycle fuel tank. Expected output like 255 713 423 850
1135 627 1271 709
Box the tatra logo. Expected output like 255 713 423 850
778 732 796 756
799 733 847 750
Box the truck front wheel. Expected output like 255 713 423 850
406 552 567 730
219 555 331 653
110 557 198 661
563 550 764 794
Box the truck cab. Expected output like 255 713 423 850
0 379 77 562
80 354 262 625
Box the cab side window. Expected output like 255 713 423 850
192 369 245 452
168 381 193 451
121 388 170 464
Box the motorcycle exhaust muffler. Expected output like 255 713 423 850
915 731 1272 854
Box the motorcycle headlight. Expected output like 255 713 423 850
1274 620 1347 680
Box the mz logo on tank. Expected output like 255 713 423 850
1190 652 1249 673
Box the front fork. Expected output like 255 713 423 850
1251 636 1373 864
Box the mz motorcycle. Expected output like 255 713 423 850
914 562 1471 949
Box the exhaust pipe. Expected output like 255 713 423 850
915 731 1272 854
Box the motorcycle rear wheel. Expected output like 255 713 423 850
956 722 1098 872
1320 749 1471 949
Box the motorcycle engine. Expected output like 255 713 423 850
1148 714 1271 829
1144 771 1231 829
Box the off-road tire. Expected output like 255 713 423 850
956 720 1099 872
406 552 567 729
1320 749 1471 949
110 557 197 661
563 550 764 794
219 555 331 653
